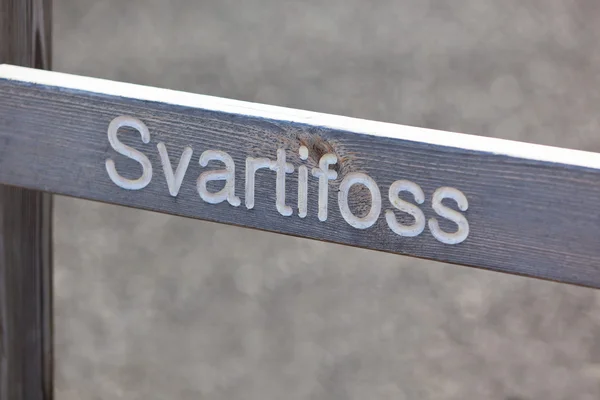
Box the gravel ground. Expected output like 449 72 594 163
53 1 600 399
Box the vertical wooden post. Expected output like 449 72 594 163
0 1 53 399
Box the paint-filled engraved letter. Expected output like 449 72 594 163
312 153 338 221
197 150 241 206
298 146 309 218
386 180 426 237
245 157 273 209
428 187 469 244
338 172 381 229
157 142 193 197
105 115 153 190
269 148 294 216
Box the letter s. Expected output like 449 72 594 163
428 187 469 244
105 116 153 190
385 180 426 237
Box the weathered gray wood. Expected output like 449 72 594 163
0 2 53 400
1 66 600 289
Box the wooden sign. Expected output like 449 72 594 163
1 64 600 288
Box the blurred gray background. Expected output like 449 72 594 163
53 1 600 399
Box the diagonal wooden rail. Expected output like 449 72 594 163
1 65 600 289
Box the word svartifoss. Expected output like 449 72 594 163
105 116 469 244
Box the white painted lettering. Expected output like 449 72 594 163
269 149 294 216
385 180 426 237
338 172 381 229
428 187 469 244
105 116 153 190
198 150 241 206
245 157 272 209
157 142 193 197
103 116 473 244
312 153 338 221
299 145 309 160
298 146 309 218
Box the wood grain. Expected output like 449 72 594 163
0 1 53 400
1 67 600 290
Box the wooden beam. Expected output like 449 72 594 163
1 66 600 289
0 1 53 400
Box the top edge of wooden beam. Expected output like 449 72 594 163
2 63 600 170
